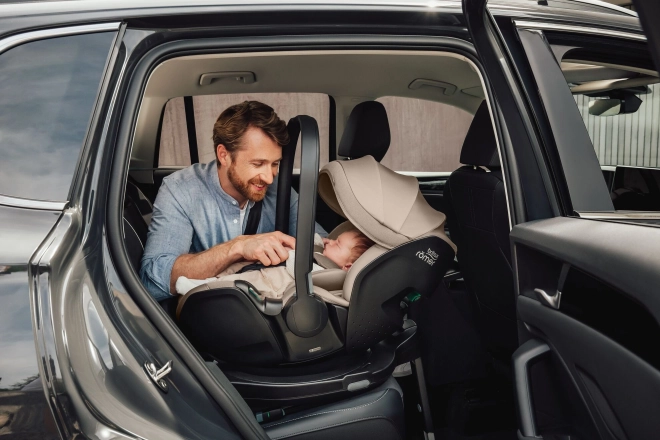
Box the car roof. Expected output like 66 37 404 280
0 0 642 38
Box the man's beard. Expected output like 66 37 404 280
227 162 269 202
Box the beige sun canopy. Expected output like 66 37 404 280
318 156 455 251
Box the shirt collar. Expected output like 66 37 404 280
206 160 255 209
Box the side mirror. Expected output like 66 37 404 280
589 94 642 116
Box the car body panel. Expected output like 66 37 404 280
0 205 61 439
0 0 654 438
0 0 642 43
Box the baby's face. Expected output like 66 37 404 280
322 231 359 271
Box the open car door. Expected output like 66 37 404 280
463 0 660 439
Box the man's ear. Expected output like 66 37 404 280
216 144 230 167
342 262 353 271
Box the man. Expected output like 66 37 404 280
140 100 326 301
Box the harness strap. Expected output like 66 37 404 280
244 200 263 235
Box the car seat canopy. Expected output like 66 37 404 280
319 155 451 250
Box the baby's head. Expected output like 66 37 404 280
322 229 374 271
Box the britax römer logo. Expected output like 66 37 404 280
416 248 438 266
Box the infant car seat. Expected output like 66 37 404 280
177 119 455 369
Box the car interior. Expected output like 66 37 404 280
118 46 659 439
561 57 660 211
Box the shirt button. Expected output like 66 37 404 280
232 201 237 205
233 219 238 224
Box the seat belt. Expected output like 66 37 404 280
244 200 263 235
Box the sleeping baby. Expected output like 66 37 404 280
175 228 374 299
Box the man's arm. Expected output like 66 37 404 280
141 180 297 298
140 180 196 300
169 231 296 294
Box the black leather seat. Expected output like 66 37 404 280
262 376 405 440
206 360 405 440
123 178 181 317
123 179 153 272
338 100 391 161
443 101 517 363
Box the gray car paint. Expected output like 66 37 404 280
0 205 61 439
0 1 648 439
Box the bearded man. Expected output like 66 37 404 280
140 101 326 301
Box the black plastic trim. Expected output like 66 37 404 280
515 28 613 213
513 338 550 439
463 0 556 223
235 280 283 316
633 0 660 73
560 266 660 370
275 119 299 234
183 95 199 164
223 322 417 410
329 95 337 162
152 102 166 169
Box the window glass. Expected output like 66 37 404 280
158 93 330 169
159 97 191 167
376 97 473 173
568 58 660 211
573 83 660 168
0 32 114 201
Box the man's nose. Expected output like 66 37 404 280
261 169 274 184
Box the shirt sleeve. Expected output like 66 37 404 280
288 187 328 238
140 180 194 301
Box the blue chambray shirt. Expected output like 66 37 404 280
140 160 326 301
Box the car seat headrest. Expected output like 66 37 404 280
338 101 391 162
319 156 455 250
459 101 500 168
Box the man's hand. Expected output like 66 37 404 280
233 231 296 266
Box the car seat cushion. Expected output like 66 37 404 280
263 376 404 440
311 268 348 292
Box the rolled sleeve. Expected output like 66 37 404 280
140 254 179 301
140 180 194 300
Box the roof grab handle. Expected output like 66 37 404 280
408 78 457 95
199 71 256 86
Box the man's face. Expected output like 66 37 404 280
224 126 282 202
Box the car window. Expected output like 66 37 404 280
0 32 115 201
573 83 660 169
376 97 473 173
158 93 330 169
567 60 660 211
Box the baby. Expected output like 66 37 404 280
175 229 374 298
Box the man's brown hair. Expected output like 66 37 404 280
348 229 375 264
212 101 289 160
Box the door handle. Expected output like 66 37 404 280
534 288 561 309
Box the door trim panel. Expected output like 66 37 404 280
519 295 660 440
512 217 660 323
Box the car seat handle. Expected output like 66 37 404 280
283 115 328 338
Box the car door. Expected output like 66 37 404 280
463 0 660 439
